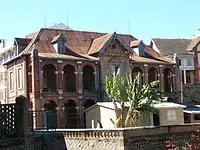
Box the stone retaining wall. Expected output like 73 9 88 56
62 124 200 150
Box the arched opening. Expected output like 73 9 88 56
63 65 76 92
43 64 56 92
43 100 57 129
163 68 173 92
83 65 95 92
132 67 143 82
84 99 95 128
64 100 77 128
148 67 158 83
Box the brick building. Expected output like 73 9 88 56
188 35 200 83
3 27 180 128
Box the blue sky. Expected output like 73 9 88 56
0 0 200 44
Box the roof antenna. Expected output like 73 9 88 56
43 16 47 28
128 20 131 35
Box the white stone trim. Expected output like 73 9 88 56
77 61 82 64
57 60 63 63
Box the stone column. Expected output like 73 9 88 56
40 70 43 93
55 71 59 92
59 105 65 128
144 64 148 84
57 60 64 93
183 70 186 84
94 62 100 91
30 47 42 129
77 96 84 128
172 65 176 92
77 61 83 94
55 106 60 128
159 65 164 92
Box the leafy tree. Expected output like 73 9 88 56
106 70 165 128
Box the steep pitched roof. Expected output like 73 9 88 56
130 40 141 48
22 28 137 57
187 36 200 51
14 38 31 46
129 55 168 64
144 46 175 64
51 34 66 43
88 33 114 55
88 32 135 55
152 38 192 55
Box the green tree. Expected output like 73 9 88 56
106 70 165 128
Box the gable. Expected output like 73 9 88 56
102 38 127 57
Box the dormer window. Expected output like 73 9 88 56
51 34 67 54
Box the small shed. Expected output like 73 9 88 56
153 102 186 126
84 102 152 129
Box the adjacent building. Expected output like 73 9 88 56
187 35 200 83
150 38 195 84
1 27 180 128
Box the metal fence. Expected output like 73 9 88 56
28 109 84 131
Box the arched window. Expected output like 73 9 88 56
63 65 76 92
132 67 143 83
148 67 158 83
43 100 57 129
64 100 77 128
43 64 56 92
83 65 95 92
163 68 173 92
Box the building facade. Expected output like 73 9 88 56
188 35 200 83
150 38 195 85
3 28 181 128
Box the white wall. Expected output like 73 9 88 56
179 57 195 70
100 106 116 129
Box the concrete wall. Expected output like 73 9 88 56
99 106 116 128
85 106 101 128
5 124 200 150
158 108 184 125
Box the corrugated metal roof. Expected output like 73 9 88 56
144 46 175 64
22 28 137 57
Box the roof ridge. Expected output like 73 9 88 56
22 28 43 55
40 28 135 37
152 38 191 40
